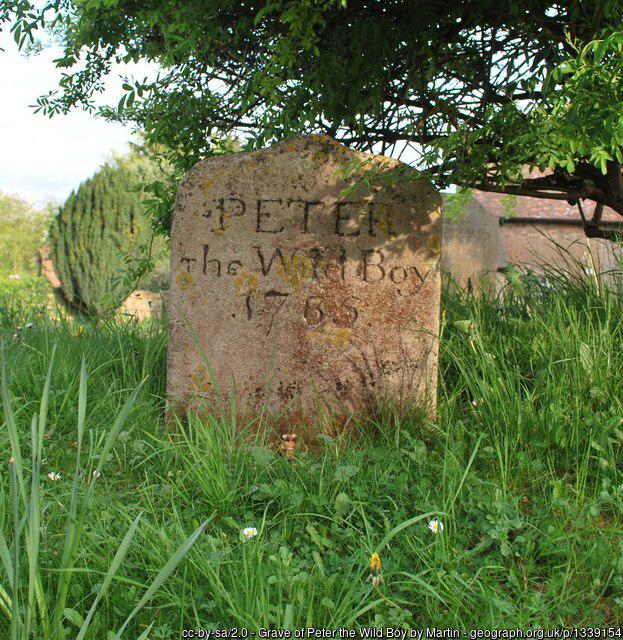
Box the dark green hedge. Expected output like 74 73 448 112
50 154 161 316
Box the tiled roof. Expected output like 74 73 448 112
473 190 620 222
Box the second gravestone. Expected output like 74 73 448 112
167 135 441 424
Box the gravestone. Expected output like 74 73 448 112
441 196 501 290
167 135 442 425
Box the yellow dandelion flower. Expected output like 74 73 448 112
369 552 381 573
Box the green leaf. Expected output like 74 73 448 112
594 40 607 63
136 623 155 640
377 512 436 552
64 608 85 628
334 465 359 481
334 492 351 517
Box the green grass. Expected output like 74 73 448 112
0 269 622 638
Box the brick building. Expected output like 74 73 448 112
442 191 623 289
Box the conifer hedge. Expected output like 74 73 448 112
50 154 164 316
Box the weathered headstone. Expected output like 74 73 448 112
441 196 501 291
167 135 441 425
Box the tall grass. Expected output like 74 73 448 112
0 315 207 638
0 266 622 635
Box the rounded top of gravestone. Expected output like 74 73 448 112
182 133 436 198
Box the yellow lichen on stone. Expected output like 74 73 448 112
213 211 232 236
233 271 259 296
427 235 441 254
308 327 351 348
176 271 195 291
276 254 313 290
308 330 331 346
190 364 212 392
200 179 215 195
333 328 351 347
374 203 397 236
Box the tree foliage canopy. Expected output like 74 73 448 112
3 1 623 235
0 192 51 276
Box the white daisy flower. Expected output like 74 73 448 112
428 519 444 534
242 527 258 539
92 470 101 478
47 471 61 482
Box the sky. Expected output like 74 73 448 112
0 30 152 207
